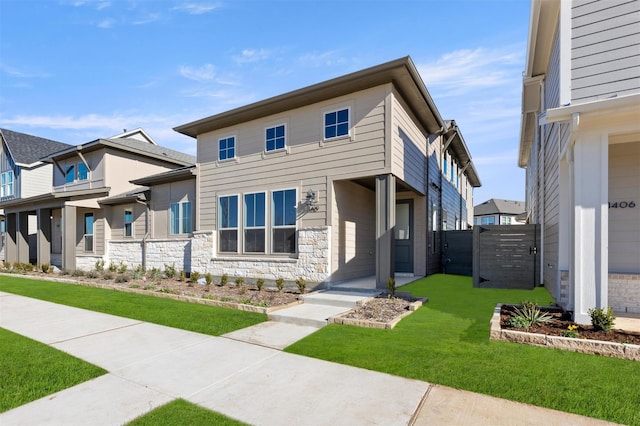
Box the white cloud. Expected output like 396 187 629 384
233 48 270 64
297 50 347 67
132 13 160 25
172 2 222 15
96 1 110 10
0 63 50 79
97 18 114 28
179 64 216 81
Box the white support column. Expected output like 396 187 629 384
572 132 608 324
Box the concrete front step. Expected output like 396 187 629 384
301 290 379 308
268 304 350 328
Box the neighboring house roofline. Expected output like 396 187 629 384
174 56 446 138
0 128 73 168
518 0 560 168
109 128 158 145
130 165 196 186
0 187 111 208
474 198 526 216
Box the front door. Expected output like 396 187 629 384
395 200 413 273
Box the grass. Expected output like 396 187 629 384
0 276 267 336
0 328 106 413
286 274 640 425
127 399 247 426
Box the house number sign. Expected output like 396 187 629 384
608 201 636 208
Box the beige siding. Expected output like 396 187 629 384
53 150 105 189
197 85 388 232
110 204 146 240
571 0 640 102
21 164 54 198
75 208 104 256
150 179 195 238
330 180 376 281
104 149 181 195
609 139 640 273
391 90 428 194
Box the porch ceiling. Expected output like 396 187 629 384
350 177 414 193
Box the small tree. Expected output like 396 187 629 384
219 274 229 287
256 278 265 292
295 277 306 294
275 277 285 292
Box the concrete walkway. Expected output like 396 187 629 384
0 291 618 426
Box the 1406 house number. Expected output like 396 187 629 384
609 201 636 208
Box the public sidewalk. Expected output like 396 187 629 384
0 292 618 426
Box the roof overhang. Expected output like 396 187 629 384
0 187 111 209
99 188 149 205
444 121 481 187
130 165 196 186
174 56 445 138
518 0 560 168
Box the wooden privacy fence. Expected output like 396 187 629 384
472 225 539 289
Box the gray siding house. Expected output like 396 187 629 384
474 199 525 226
174 57 481 288
519 0 640 321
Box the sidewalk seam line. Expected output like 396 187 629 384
48 321 145 345
408 383 433 426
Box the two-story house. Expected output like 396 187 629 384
474 199 525 226
519 0 640 321
173 56 481 289
1 129 194 271
0 128 72 261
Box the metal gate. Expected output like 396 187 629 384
472 225 539 289
442 230 473 276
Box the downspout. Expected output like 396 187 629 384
538 79 546 287
135 198 150 270
426 125 447 276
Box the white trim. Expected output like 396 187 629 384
264 123 287 153
217 135 237 161
546 94 640 123
322 106 352 142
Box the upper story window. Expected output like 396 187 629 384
324 108 349 139
170 202 192 235
272 189 296 253
219 136 235 161
65 162 89 183
78 163 88 181
1 171 14 197
443 157 448 176
265 124 285 152
124 209 133 237
219 195 238 253
65 165 75 183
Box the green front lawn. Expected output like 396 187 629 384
286 274 640 425
0 328 106 412
127 399 247 426
0 276 267 336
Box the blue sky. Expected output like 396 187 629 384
0 0 530 203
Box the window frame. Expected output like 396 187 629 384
218 194 239 253
77 162 88 181
243 192 266 253
1 171 14 197
218 135 236 161
84 212 94 252
481 216 496 225
124 208 133 238
169 201 193 235
65 164 75 183
265 124 286 153
323 107 350 140
271 188 297 254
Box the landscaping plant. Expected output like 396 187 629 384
387 278 396 298
219 274 228 287
256 278 265 292
508 302 555 328
296 277 306 294
275 277 285 292
588 306 615 332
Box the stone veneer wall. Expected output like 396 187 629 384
198 227 331 284
609 273 640 314
145 238 191 272
108 241 143 268
76 255 104 271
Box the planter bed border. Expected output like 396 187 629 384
329 297 427 329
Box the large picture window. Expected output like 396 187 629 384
244 192 265 253
272 189 296 253
170 201 192 235
219 195 238 252
324 108 349 139
1 171 14 197
265 124 285 152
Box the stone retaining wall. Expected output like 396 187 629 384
609 273 640 314
489 304 639 361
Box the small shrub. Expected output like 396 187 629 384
509 303 555 328
117 262 127 274
115 274 130 283
205 273 213 285
148 267 163 282
178 270 186 282
256 278 265 292
72 270 85 277
102 272 114 280
95 259 105 272
275 277 285 292
108 262 117 272
588 306 615 332
235 276 245 287
132 269 144 280
386 278 396 298
41 263 51 273
295 277 306 294
219 274 228 287
190 271 201 283
164 263 177 279
134 264 145 274
561 324 580 338
508 315 531 329
143 285 155 291
86 270 100 279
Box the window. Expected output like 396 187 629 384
450 160 455 182
78 162 88 181
324 108 349 139
170 202 192 235
244 192 265 253
84 213 94 252
481 216 496 225
219 136 235 161
65 165 75 183
501 216 514 225
272 189 296 253
1 171 14 197
219 195 238 252
124 209 133 237
265 124 285 152
443 157 447 176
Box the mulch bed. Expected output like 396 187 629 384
341 294 418 323
500 304 640 345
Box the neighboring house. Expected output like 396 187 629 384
173 56 481 288
0 128 73 261
474 199 525 226
519 0 640 321
1 129 195 271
